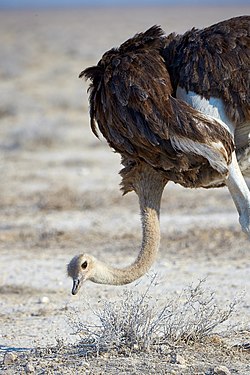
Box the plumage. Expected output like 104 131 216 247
70 17 250 292
80 25 235 190
163 16 250 124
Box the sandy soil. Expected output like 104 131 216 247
0 5 250 374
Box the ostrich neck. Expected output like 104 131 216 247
91 168 167 285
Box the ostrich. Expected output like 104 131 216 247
68 16 250 294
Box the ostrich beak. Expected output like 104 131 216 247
72 278 81 295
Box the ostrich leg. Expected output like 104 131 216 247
176 88 250 238
226 151 250 238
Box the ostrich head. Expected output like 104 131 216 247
67 254 95 295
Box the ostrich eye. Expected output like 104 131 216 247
81 261 88 270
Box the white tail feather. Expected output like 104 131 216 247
170 135 228 174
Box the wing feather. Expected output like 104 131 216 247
80 25 234 181
163 15 250 124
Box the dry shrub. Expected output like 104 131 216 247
68 279 239 355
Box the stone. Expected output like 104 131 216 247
38 296 50 304
169 352 186 365
175 353 186 365
214 365 231 375
25 362 35 374
3 352 17 365
81 360 90 368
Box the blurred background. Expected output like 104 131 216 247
0 0 249 277
1 0 249 7
0 0 249 265
0 0 249 351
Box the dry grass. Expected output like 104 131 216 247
4 279 243 375
68 279 239 356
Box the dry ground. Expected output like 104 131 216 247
0 5 250 374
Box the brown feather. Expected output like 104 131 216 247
163 15 250 124
80 24 235 190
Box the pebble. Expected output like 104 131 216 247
214 365 231 375
38 296 50 304
3 352 17 365
81 361 90 368
25 362 35 374
175 354 186 365
169 352 186 365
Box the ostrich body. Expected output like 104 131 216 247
68 16 250 294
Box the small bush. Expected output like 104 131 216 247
69 278 239 355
